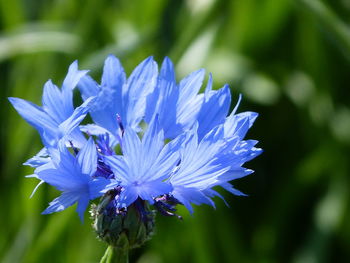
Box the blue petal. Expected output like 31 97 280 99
145 57 175 125
89 102 120 135
8 97 58 146
101 55 126 94
104 155 132 184
36 147 87 192
78 75 100 100
144 83 160 124
218 168 254 181
136 180 172 204
65 129 88 149
80 124 119 146
197 85 231 140
146 133 184 182
146 60 206 139
204 73 213 94
233 140 263 163
203 188 228 207
224 111 259 139
171 186 215 214
62 60 89 92
220 182 247 196
172 127 223 178
169 125 235 204
77 57 127 137
174 69 206 132
117 187 139 208
155 57 180 138
121 127 142 180
85 55 126 134
77 138 97 176
178 69 205 106
23 148 50 168
160 57 176 83
80 124 110 135
76 194 90 222
61 61 89 114
36 167 79 192
140 116 164 173
42 80 70 123
59 96 96 140
124 56 158 129
9 97 57 131
176 94 204 132
89 178 111 199
33 157 56 173
101 178 121 193
42 191 80 214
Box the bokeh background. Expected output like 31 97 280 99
1 0 350 262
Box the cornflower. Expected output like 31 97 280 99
9 55 262 262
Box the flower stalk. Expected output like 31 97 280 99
100 245 129 263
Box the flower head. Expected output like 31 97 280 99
104 116 182 208
9 61 97 173
10 56 262 240
78 55 158 144
34 138 109 221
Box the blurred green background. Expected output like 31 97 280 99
1 0 350 262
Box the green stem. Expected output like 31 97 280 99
99 246 113 263
100 245 129 263
114 247 129 263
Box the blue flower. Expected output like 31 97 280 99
167 124 231 213
34 138 109 221
78 55 158 143
168 113 262 213
144 57 233 141
11 55 262 221
9 61 95 164
103 117 182 207
196 75 231 140
145 57 206 139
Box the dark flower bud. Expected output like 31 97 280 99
90 189 155 250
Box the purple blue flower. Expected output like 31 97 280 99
9 61 95 167
34 138 109 221
10 55 262 222
78 55 158 144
